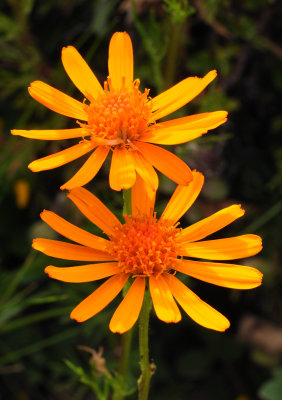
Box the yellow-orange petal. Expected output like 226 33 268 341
131 173 156 217
28 142 94 172
141 111 228 145
61 46 103 100
131 150 159 191
180 234 263 260
109 277 145 333
67 187 121 237
164 273 230 331
11 128 85 140
70 274 129 322
109 147 136 191
32 238 113 261
161 171 204 224
174 259 263 289
28 81 88 120
40 210 110 251
45 262 120 283
141 128 206 145
160 111 228 130
149 275 181 323
108 32 133 90
151 70 217 120
60 146 109 190
178 204 245 243
134 141 192 185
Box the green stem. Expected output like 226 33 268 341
123 189 132 216
112 189 134 400
138 288 154 400
164 22 183 90
119 327 134 379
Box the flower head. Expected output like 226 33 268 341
33 172 262 333
12 32 227 191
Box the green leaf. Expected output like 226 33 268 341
23 0 35 15
259 368 282 400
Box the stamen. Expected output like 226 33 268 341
78 80 153 146
108 215 181 278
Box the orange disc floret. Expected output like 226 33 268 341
79 79 153 145
108 214 180 277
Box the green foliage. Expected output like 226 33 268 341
133 7 168 91
259 368 282 400
65 345 136 400
0 0 281 398
163 0 195 23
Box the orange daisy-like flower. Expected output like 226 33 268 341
12 32 227 191
33 171 262 333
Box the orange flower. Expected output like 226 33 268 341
12 32 227 191
33 171 262 333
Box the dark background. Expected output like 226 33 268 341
0 0 282 399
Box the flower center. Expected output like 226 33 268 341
108 214 180 277
79 79 153 146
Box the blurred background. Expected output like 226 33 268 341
0 0 282 399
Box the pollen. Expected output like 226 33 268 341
79 78 153 145
108 214 181 277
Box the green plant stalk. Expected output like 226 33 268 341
164 21 183 90
112 327 134 400
119 327 134 378
112 189 134 400
138 288 153 400
121 189 133 383
123 189 132 215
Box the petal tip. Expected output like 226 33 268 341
254 271 263 287
40 209 48 219
32 238 39 249
62 45 76 55
222 321 230 331
259 271 263 284
28 161 38 172
109 323 125 334
44 266 52 276
205 70 218 83
181 169 194 186
192 169 204 179
70 314 78 321
112 31 129 39
251 234 263 248
70 311 82 322
29 80 41 88
173 314 182 323
214 317 230 332
239 205 245 215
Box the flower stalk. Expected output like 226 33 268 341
138 288 154 400
112 189 135 400
123 189 132 216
